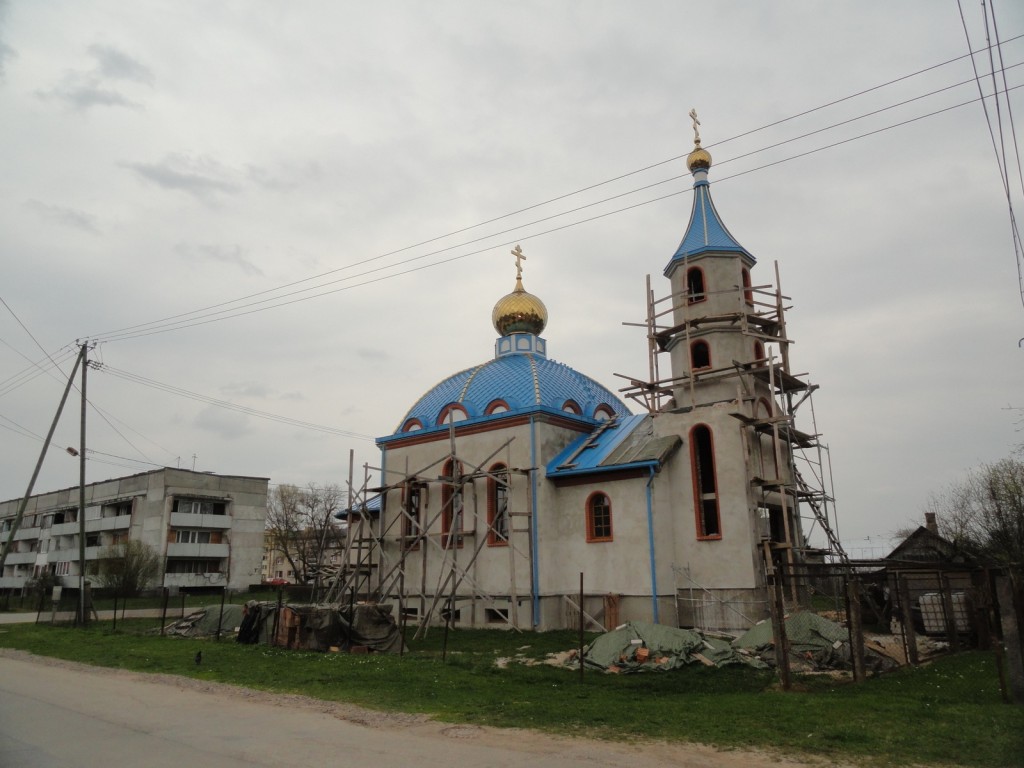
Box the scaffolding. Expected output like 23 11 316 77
320 436 534 637
617 261 846 592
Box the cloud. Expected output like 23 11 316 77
35 43 151 110
193 406 250 440
23 199 100 233
219 381 272 398
87 44 154 84
124 154 241 200
175 242 263 276
0 0 12 81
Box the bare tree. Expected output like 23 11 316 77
265 483 346 584
90 540 161 596
924 455 1024 572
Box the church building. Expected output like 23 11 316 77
340 126 839 633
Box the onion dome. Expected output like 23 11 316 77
492 276 548 336
492 244 547 336
687 139 712 172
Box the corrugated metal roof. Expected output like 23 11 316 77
546 415 681 477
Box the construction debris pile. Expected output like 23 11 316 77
577 613 901 674
161 601 405 654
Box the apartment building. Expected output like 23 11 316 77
0 468 268 593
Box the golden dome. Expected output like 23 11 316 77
687 140 712 172
492 277 548 336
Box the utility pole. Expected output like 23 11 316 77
78 341 89 627
0 346 85 575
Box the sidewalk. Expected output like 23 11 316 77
0 608 174 625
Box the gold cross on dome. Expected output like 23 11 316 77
512 244 526 280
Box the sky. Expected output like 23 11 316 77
1 1 1022 558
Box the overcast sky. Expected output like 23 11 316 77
1 1 1022 557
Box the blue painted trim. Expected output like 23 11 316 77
645 466 659 624
546 459 661 479
530 415 540 627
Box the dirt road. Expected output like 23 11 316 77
0 649 827 767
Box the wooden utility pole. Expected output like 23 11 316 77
77 341 89 627
0 346 84 576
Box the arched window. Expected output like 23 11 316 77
593 404 615 421
690 425 721 539
485 400 510 415
562 400 581 415
741 267 753 305
686 267 706 304
401 480 424 550
586 492 613 542
402 418 423 432
691 340 711 370
438 403 468 425
753 340 765 366
441 459 463 548
487 463 509 546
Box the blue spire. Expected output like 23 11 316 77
664 138 754 276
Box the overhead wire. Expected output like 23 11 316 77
85 35 1024 344
95 363 375 440
957 0 1024 312
94 81 1024 344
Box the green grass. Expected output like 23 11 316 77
0 622 1021 767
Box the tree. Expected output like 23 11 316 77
265 483 346 584
923 455 1024 572
90 540 161 596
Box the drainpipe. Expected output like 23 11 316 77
646 466 659 624
529 415 540 627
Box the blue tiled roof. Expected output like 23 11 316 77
388 353 631 436
665 180 753 275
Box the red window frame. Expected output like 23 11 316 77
586 492 613 542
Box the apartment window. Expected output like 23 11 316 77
175 530 213 544
686 267 706 304
54 561 71 576
166 559 220 574
441 459 463 548
173 498 227 515
487 464 509 546
85 533 101 547
586 492 613 542
691 425 721 539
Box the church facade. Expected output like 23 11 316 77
355 130 835 633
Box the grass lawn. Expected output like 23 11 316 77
0 621 1021 768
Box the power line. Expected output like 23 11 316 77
95 363 375 440
85 37 1024 344
94 81 1024 343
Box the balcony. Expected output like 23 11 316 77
4 552 37 565
85 517 131 533
169 512 232 530
0 576 27 589
163 572 226 589
51 521 81 536
166 543 229 558
13 527 40 541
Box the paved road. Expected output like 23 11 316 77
0 651 812 768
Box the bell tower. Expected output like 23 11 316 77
662 112 760 407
